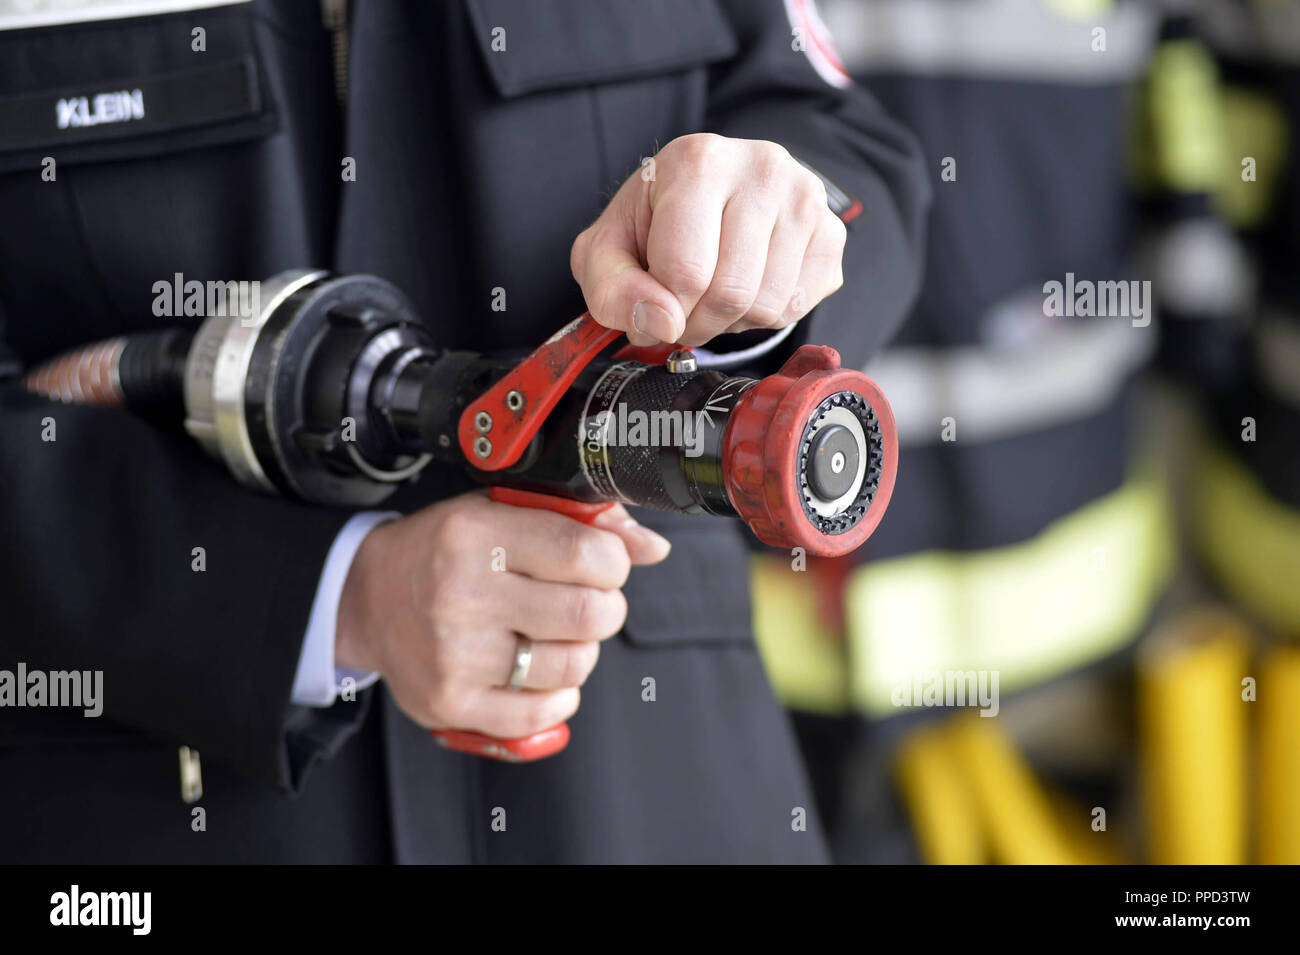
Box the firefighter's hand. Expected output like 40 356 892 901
334 491 670 738
572 133 846 349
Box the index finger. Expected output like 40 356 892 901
645 177 727 324
482 498 632 589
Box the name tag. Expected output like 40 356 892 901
0 58 261 152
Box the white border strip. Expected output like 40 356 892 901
0 0 249 32
818 0 1159 84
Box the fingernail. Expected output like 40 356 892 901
632 301 679 342
625 329 659 348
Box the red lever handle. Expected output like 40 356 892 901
429 485 616 762
458 314 621 471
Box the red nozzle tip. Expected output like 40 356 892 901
723 345 898 557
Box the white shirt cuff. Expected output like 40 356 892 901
291 511 399 707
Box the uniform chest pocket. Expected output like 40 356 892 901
0 2 339 362
463 0 738 98
454 0 739 354
0 3 275 175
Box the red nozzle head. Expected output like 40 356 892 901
722 345 898 557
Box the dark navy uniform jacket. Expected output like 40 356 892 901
0 0 926 863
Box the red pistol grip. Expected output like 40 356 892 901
428 486 615 762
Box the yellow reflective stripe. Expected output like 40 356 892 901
846 474 1172 717
1193 440 1300 635
1215 87 1290 229
893 722 986 864
1043 0 1113 18
1142 39 1225 193
751 554 850 715
1137 608 1250 865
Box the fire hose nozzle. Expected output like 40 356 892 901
723 344 898 557
21 273 899 557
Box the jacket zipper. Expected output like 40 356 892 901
321 0 349 106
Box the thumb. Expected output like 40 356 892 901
591 504 672 566
572 203 685 346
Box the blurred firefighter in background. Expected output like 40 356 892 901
753 0 1300 864
1178 0 1300 865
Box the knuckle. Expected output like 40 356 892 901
553 687 582 724
745 298 786 327
570 228 592 276
794 185 828 224
752 141 792 185
762 139 793 165
571 587 625 640
433 571 478 619
568 586 602 639
603 589 629 637
439 505 482 544
660 257 714 298
427 548 456 597
669 132 725 171
559 523 599 574
799 170 829 204
755 139 790 168
562 642 600 688
426 684 465 727
588 271 629 328
705 277 759 318
786 295 811 321
428 629 473 680
829 265 845 294
825 213 848 246
522 696 564 736
605 548 632 589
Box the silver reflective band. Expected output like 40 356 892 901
1153 219 1255 320
865 312 1153 447
819 0 1159 84
0 0 250 31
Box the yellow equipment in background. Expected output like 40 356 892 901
1138 608 1250 865
1258 644 1300 864
894 715 1126 865
892 606 1299 865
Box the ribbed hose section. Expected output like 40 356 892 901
23 328 193 423
23 337 127 406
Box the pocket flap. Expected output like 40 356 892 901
621 519 755 647
464 0 738 98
